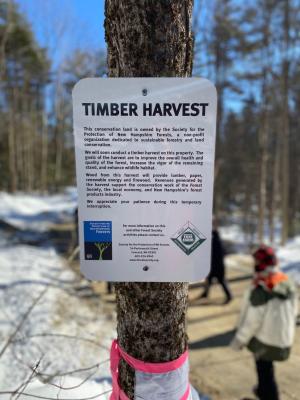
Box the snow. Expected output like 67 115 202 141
0 244 115 396
0 188 77 231
220 217 284 248
6 376 112 400
0 190 298 398
220 224 300 284
219 224 245 245
0 189 115 397
278 236 300 284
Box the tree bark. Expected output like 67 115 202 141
105 1 194 398
281 0 290 245
8 86 17 192
105 1 193 78
258 105 269 243
269 118 281 244
41 109 48 193
54 79 64 189
258 6 272 244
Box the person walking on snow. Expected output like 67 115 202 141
199 220 232 304
231 245 298 400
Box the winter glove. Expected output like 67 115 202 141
230 336 244 351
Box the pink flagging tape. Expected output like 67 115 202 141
110 339 190 400
180 385 191 400
117 339 188 373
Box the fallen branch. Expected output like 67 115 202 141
12 358 42 400
11 333 109 350
0 389 112 400
36 360 110 378
67 246 80 263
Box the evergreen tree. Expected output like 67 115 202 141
0 0 49 191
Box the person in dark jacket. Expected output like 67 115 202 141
199 224 232 304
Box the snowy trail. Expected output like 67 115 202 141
0 188 77 232
0 190 298 399
0 244 114 398
0 190 114 398
0 244 114 397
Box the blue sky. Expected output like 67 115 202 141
15 0 246 111
16 0 106 67
16 0 205 68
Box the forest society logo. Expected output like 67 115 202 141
84 221 112 261
171 222 206 255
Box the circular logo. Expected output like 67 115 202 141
181 231 195 245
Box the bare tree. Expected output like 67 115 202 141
281 0 291 245
257 1 274 243
269 114 281 244
40 106 49 193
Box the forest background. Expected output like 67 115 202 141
1 0 299 246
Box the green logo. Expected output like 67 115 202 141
181 232 195 245
172 222 206 255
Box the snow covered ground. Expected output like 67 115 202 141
278 236 300 284
220 225 300 284
16 377 112 400
0 189 114 398
0 243 114 397
0 190 298 399
219 215 282 248
0 188 77 232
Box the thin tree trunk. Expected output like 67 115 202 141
8 86 17 192
258 113 268 243
28 98 36 191
281 0 290 245
41 109 48 193
0 0 12 81
258 7 271 244
24 88 34 192
243 165 255 247
20 88 27 191
54 78 64 189
258 79 269 243
16 87 24 190
269 122 281 244
22 87 31 192
105 1 194 398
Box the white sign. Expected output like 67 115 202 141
72 78 217 282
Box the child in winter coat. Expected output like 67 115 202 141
231 245 298 400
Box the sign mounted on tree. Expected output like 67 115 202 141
73 78 217 282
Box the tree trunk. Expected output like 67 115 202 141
258 113 268 243
258 7 271 244
281 0 290 245
54 77 64 189
41 109 48 193
258 79 269 243
105 1 194 398
8 89 17 192
27 98 36 191
16 87 24 190
269 118 281 244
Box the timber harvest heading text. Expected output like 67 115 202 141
81 103 209 117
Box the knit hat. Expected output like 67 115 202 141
253 245 277 271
